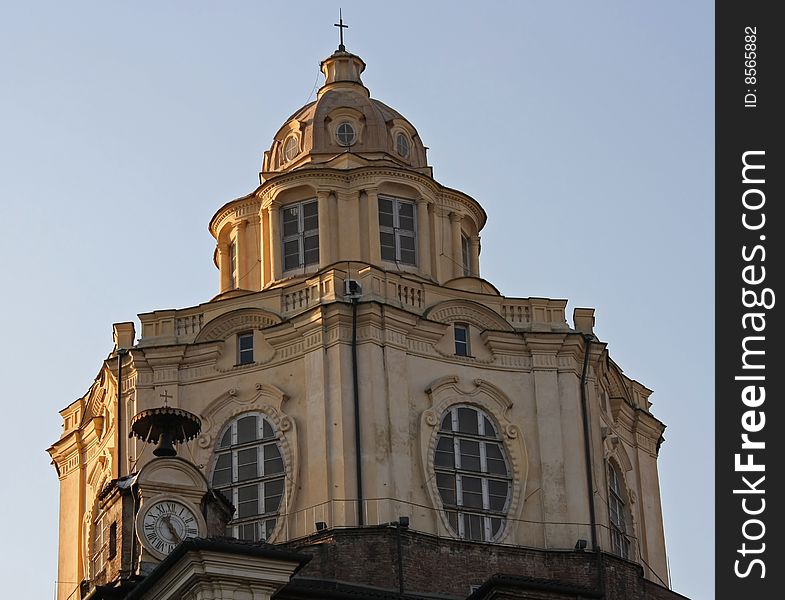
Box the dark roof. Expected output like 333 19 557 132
123 537 311 600
278 578 429 600
466 574 602 600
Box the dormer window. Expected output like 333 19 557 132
378 196 416 265
283 135 299 162
336 122 356 146
282 199 319 272
396 132 410 157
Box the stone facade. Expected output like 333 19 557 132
48 44 675 600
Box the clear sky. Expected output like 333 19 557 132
0 2 713 598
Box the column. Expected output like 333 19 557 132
259 207 270 287
317 190 332 268
366 189 381 263
470 235 480 277
217 242 231 293
449 211 463 279
416 197 431 277
235 220 249 289
268 204 281 282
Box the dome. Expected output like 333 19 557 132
261 50 430 179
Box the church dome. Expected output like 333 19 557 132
261 49 429 178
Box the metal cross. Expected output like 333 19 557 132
160 389 173 406
334 9 348 51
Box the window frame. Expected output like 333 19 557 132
608 462 631 559
395 132 410 157
229 239 237 289
461 233 471 276
237 331 254 366
92 511 110 575
283 135 299 163
433 405 512 542
378 196 418 266
211 413 286 543
281 199 319 273
454 323 471 357
336 121 356 146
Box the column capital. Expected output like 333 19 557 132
449 211 462 223
416 196 428 206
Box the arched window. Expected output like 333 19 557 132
211 413 285 541
434 405 511 541
608 462 631 558
283 135 299 162
395 132 410 157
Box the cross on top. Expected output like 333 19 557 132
334 9 348 51
160 389 173 406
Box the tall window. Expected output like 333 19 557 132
461 234 471 276
92 512 110 575
378 196 416 265
282 200 319 272
229 240 237 289
434 406 511 541
454 324 470 356
211 413 285 542
608 463 630 559
237 332 254 365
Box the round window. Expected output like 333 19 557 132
336 122 356 146
396 132 410 157
283 136 299 162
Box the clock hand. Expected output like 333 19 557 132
161 515 181 542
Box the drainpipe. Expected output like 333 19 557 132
579 334 599 551
351 297 364 526
116 348 128 477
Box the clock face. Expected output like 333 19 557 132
141 500 200 557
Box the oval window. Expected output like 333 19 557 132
283 136 299 162
336 122 356 146
396 132 410 157
211 413 285 542
434 405 511 541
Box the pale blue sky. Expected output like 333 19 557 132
0 2 713 598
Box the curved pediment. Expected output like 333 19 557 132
424 299 514 332
194 308 282 343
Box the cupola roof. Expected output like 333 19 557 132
261 49 430 180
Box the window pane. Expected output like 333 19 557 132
435 436 455 468
303 234 319 266
399 248 416 265
264 518 277 540
264 479 284 513
483 417 497 438
263 443 284 475
283 207 300 236
440 414 453 431
237 448 258 481
463 513 484 541
436 473 456 506
459 439 481 472
303 213 318 233
284 239 301 270
237 416 258 444
491 517 502 537
398 201 414 219
212 454 232 487
239 334 253 350
262 420 274 439
485 443 507 475
378 199 394 228
237 485 259 518
399 235 415 251
488 480 509 511
446 510 458 532
380 232 396 261
457 408 479 434
219 429 232 448
461 476 483 509
454 326 467 343
239 522 256 541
